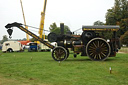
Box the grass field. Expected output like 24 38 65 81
0 50 128 85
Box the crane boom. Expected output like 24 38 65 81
39 0 47 39
20 0 29 41
5 22 55 49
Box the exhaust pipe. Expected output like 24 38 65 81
60 23 64 35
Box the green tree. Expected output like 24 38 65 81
49 22 59 34
22 38 27 41
106 0 122 25
120 31 128 46
121 0 128 19
1 35 8 44
106 0 128 37
93 21 113 39
106 8 119 25
49 22 70 34
64 25 70 34
118 19 128 35
94 20 104 25
30 38 36 42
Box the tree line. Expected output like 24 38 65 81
94 0 128 46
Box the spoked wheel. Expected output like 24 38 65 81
52 46 67 61
86 38 111 61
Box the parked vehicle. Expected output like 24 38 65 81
39 39 51 51
24 45 30 49
0 46 2 50
28 42 38 52
2 41 24 52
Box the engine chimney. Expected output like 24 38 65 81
60 23 64 35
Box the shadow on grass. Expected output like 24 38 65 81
46 58 91 62
66 58 91 61
47 58 116 62
66 58 116 62
105 58 116 62
46 56 116 62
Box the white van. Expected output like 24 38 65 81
2 41 23 52
40 39 51 51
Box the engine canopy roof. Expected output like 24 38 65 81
82 25 120 31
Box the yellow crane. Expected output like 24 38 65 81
20 0 47 43
38 0 51 51
20 0 29 41
39 0 47 39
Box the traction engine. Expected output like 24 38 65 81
48 23 121 61
5 22 121 61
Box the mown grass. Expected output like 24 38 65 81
0 50 128 85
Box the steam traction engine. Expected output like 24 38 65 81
48 24 121 61
5 22 121 61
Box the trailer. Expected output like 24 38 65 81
5 22 121 61
2 41 23 52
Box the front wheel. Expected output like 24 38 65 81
52 46 67 61
86 38 111 61
7 48 13 53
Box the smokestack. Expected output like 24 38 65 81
60 23 64 35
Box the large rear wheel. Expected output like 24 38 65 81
86 38 111 61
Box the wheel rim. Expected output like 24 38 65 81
52 46 67 61
86 38 111 61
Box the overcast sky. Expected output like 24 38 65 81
0 0 115 40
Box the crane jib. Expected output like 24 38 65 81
5 22 55 49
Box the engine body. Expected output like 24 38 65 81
48 23 121 61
